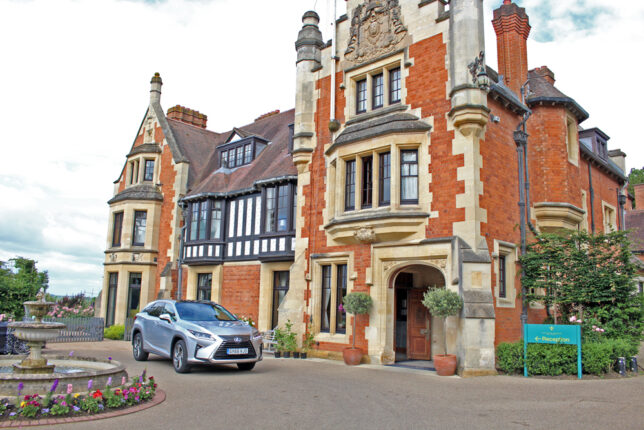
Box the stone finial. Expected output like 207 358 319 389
295 11 324 65
150 72 163 104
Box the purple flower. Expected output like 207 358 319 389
9 412 16 417
73 406 80 412
88 379 93 390
42 408 50 414
69 351 74 357
98 404 104 410
108 356 112 361
106 377 112 387
141 369 146 380
338 303 344 312
50 379 59 393
17 382 24 395
139 375 143 383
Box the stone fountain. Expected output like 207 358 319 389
0 289 128 396
9 289 66 374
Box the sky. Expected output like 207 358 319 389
0 0 642 297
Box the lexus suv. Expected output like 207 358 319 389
130 300 263 373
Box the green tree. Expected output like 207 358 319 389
628 167 644 208
521 230 642 343
0 257 49 319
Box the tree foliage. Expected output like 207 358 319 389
628 167 644 208
0 257 49 319
520 230 642 343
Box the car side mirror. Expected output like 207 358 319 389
159 314 173 324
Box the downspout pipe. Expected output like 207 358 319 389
329 0 340 135
514 129 528 326
176 202 188 302
588 163 595 234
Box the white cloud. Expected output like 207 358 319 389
0 0 639 296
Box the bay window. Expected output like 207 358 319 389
112 212 123 247
143 159 154 181
379 152 391 206
345 160 356 211
264 184 295 233
361 156 373 209
210 201 222 240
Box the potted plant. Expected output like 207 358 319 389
273 327 284 358
301 327 315 359
422 287 463 376
342 292 373 365
283 320 297 358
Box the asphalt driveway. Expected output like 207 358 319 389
40 340 643 430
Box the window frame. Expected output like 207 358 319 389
112 212 123 247
389 67 401 104
356 79 367 114
143 159 155 182
345 160 356 211
498 255 506 299
262 183 296 234
361 156 373 209
132 210 147 247
318 262 349 336
372 73 384 109
400 149 419 204
197 273 212 301
210 200 223 241
127 272 142 318
379 152 391 206
271 271 290 329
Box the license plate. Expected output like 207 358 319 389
227 348 248 355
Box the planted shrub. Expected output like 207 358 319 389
422 288 463 356
103 325 125 340
496 341 524 374
343 292 373 349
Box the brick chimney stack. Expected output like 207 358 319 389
635 183 644 209
167 105 208 129
533 66 555 85
492 0 531 96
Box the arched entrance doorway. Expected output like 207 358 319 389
392 264 445 362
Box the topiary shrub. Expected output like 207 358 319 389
422 287 463 356
103 324 125 340
343 292 373 349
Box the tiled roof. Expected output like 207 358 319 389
527 71 589 122
184 109 296 198
167 119 222 188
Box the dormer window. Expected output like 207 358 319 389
218 136 267 168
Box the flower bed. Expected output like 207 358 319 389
0 371 157 422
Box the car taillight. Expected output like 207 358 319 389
133 316 137 321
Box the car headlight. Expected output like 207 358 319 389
187 330 217 341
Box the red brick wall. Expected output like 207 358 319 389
406 34 463 238
220 265 261 322
579 157 622 232
154 135 178 299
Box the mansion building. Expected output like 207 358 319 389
101 0 631 375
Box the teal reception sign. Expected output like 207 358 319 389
524 324 582 379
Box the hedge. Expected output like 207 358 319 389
496 339 638 375
103 325 125 340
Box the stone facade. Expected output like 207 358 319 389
100 1 630 375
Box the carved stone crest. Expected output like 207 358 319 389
354 226 377 243
345 0 408 64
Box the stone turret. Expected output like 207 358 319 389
150 72 162 105
295 11 325 66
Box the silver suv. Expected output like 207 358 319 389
131 300 263 373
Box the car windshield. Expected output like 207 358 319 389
175 302 238 322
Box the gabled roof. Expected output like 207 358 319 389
527 71 589 123
224 127 255 144
184 109 296 199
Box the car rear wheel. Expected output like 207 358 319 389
237 362 255 371
173 340 190 373
132 332 148 361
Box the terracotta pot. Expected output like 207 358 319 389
433 354 457 376
343 347 363 366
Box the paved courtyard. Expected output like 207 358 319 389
41 340 643 430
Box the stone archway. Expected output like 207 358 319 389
390 264 445 362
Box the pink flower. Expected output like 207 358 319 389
67 384 73 394
569 316 577 322
121 376 126 386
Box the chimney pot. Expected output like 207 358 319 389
167 105 207 129
150 72 163 104
533 66 556 85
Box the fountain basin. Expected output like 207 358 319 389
0 356 128 397
9 323 66 343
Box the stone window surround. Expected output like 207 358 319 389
327 137 428 221
126 154 160 187
565 114 579 166
492 240 517 308
580 190 589 232
345 54 405 120
106 202 160 253
310 253 355 344
601 200 617 232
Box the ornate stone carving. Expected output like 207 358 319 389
345 0 408 64
354 226 377 243
428 258 447 269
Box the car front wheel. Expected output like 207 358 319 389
237 362 255 371
172 339 190 373
132 332 149 361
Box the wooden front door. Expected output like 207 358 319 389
407 289 431 360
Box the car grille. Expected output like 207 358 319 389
213 336 256 359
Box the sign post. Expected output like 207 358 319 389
524 324 582 379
